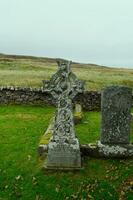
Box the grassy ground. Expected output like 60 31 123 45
0 54 133 90
0 105 133 200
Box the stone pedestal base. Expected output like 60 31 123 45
45 138 81 170
97 141 133 158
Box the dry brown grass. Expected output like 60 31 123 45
0 54 133 91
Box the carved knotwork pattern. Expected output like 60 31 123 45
44 60 84 144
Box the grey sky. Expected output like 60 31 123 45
0 0 133 68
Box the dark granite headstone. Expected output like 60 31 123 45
101 86 132 144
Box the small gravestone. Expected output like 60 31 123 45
44 60 84 169
98 86 133 157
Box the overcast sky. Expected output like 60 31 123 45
0 0 133 68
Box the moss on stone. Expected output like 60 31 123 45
74 104 83 123
74 112 83 119
39 132 52 145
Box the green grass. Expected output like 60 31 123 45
0 105 133 200
0 55 133 90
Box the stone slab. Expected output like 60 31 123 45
46 138 81 169
101 86 132 144
38 142 133 158
97 141 133 158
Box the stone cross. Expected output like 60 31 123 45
44 60 84 169
44 60 84 101
98 86 133 157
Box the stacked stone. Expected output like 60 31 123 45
75 91 101 111
0 86 132 110
0 86 55 106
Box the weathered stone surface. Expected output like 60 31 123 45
44 60 84 169
0 87 55 106
97 141 133 158
38 104 83 157
46 139 81 169
74 91 101 111
43 60 84 101
81 142 133 158
46 96 81 168
37 143 133 158
98 86 133 158
74 104 83 124
0 87 132 111
101 86 132 144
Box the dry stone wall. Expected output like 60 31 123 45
0 87 55 106
0 86 132 110
74 91 101 111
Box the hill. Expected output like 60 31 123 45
0 53 133 91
